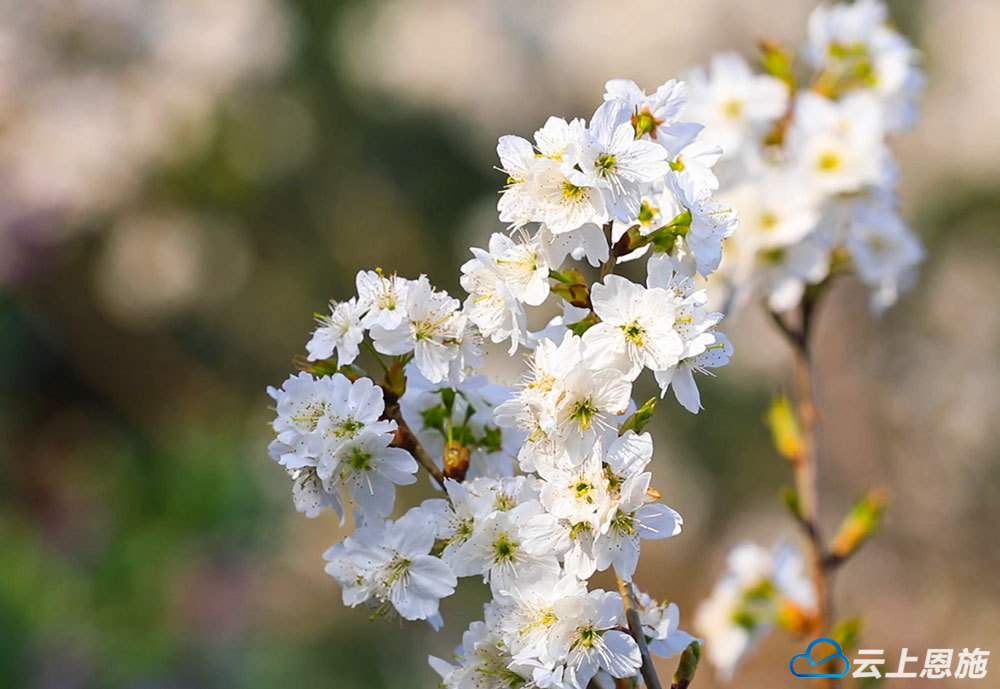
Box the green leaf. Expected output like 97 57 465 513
619 397 657 435
567 312 600 336
548 268 586 285
831 489 888 559
292 354 340 377
550 282 591 309
450 425 477 448
831 617 863 652
480 426 503 454
420 404 448 433
440 387 456 413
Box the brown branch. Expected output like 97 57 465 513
616 575 663 689
771 296 837 689
791 344 831 622
600 221 618 279
383 401 446 489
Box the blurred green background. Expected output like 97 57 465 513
1 0 998 687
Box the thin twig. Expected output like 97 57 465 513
791 344 830 626
600 221 618 279
616 575 662 689
383 401 446 489
766 307 806 354
772 297 837 689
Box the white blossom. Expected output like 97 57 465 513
685 51 789 158
324 507 457 624
356 270 410 329
583 275 685 380
695 542 816 681
306 297 365 364
370 275 465 383
566 99 670 222
592 472 682 581
318 430 417 517
549 590 642 688
451 501 561 595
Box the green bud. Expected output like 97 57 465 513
831 617 863 652
619 398 657 435
831 489 888 559
671 641 701 689
765 394 805 463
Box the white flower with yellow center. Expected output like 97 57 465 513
583 275 684 380
356 270 410 329
552 364 632 457
495 572 587 666
787 91 890 195
370 275 465 384
306 297 365 365
592 472 682 581
566 99 670 222
318 430 417 517
549 590 642 688
323 508 457 624
451 502 561 595
685 51 789 159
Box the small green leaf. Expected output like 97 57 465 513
480 426 503 454
567 312 600 336
831 489 888 559
759 39 796 88
440 387 456 413
548 268 586 285
420 405 449 433
831 617 863 652
292 354 340 377
619 398 657 435
550 282 591 309
450 425 477 448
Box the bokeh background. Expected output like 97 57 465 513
1 0 998 687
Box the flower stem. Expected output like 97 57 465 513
616 574 663 689
362 339 391 376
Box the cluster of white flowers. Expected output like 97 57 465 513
695 542 817 680
267 74 737 688
687 0 924 314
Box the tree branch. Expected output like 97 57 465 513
383 400 446 489
771 296 837 688
616 575 662 689
600 221 618 279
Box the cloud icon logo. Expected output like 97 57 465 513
790 638 850 678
